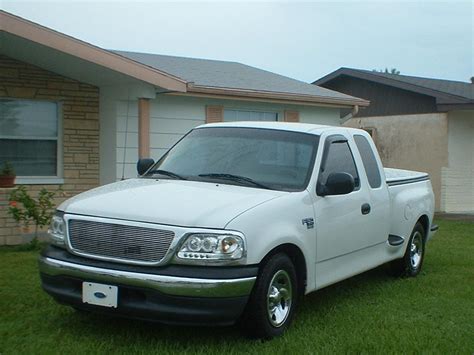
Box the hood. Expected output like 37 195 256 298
59 178 285 229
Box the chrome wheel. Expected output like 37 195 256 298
267 270 292 327
410 231 423 269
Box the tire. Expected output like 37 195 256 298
389 222 426 277
240 253 298 339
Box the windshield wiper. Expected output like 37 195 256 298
146 169 187 180
198 173 272 190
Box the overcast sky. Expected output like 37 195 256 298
2 1 473 83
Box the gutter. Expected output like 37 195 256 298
184 84 370 108
340 104 360 124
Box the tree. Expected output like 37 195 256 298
372 68 401 75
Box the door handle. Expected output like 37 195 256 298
361 203 371 215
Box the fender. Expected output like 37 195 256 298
225 190 317 293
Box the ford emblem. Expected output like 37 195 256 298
94 291 107 299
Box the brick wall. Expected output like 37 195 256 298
0 55 100 245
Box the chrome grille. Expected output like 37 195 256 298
68 219 175 264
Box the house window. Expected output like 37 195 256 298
0 99 62 182
223 109 278 122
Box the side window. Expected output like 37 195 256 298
354 135 382 188
319 141 360 189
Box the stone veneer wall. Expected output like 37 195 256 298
0 55 100 245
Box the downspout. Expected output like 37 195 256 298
340 104 359 124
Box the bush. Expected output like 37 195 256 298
0 161 15 177
8 186 57 243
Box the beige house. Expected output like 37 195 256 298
314 68 474 213
0 11 368 244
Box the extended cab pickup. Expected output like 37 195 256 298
39 122 437 338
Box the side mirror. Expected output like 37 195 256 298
318 172 355 196
137 158 155 176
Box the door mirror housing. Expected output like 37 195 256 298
317 172 355 196
137 158 155 176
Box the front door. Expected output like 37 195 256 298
312 134 372 288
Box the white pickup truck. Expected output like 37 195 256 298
39 122 437 338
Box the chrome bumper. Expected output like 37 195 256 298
39 256 256 298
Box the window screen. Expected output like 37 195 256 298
224 109 278 122
0 99 59 176
319 141 360 189
354 135 382 188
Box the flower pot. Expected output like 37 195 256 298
0 175 15 188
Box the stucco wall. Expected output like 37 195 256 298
116 95 341 180
441 111 474 212
345 113 448 210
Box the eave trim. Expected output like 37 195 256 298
187 84 370 107
0 10 187 92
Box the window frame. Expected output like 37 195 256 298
353 134 383 189
316 134 361 196
223 108 279 122
0 98 64 184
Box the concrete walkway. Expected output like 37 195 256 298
435 213 474 222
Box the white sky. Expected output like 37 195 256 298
2 0 473 83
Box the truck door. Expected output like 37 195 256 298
312 133 375 287
352 134 390 247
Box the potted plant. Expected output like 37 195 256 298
0 162 16 188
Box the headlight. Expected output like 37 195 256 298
177 233 245 263
48 212 66 247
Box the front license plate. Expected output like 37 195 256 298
82 282 118 308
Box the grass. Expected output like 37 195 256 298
0 219 473 354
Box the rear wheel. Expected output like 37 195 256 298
240 253 298 339
389 222 426 277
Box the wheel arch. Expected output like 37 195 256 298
417 214 430 242
259 243 307 296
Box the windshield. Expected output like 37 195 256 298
146 127 320 192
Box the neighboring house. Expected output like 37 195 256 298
0 11 368 244
314 68 474 213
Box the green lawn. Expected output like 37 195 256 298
1 219 473 354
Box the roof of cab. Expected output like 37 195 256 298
196 121 355 135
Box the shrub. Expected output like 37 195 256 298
1 161 15 177
8 186 57 243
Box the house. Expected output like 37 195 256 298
0 11 368 244
314 68 474 213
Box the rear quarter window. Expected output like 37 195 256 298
354 135 382 188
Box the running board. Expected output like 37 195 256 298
388 234 405 246
430 224 439 232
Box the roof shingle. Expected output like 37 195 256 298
113 51 365 104
314 68 473 102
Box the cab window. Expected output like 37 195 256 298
319 140 360 189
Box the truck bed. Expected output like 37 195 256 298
384 168 429 186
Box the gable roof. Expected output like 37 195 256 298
314 68 473 106
0 10 187 92
113 51 367 107
0 10 368 108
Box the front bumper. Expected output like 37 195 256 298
39 246 257 325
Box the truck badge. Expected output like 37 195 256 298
302 218 314 229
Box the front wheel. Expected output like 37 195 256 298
389 222 426 277
240 253 298 339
